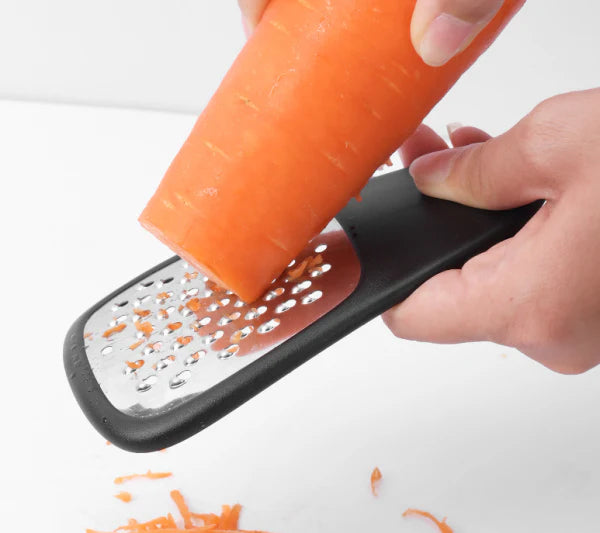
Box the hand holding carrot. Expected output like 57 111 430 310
238 0 514 65
383 90 600 374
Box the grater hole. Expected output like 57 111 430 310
134 295 152 307
245 306 267 321
154 355 175 371
112 300 128 311
234 299 246 308
264 287 285 301
137 281 154 290
291 280 312 294
109 314 128 327
185 350 206 365
217 344 240 359
101 345 113 356
207 303 220 312
219 298 231 307
314 244 328 253
275 299 296 314
230 325 254 343
172 336 193 351
169 370 191 389
203 330 224 345
257 319 281 334
288 259 296 267
302 290 323 304
180 287 200 300
218 311 241 326
160 277 174 285
137 375 158 392
309 264 331 277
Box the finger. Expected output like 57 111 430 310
411 0 507 66
447 123 492 147
399 124 448 167
238 0 270 33
408 117 552 210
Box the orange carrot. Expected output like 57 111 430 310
113 470 172 485
133 308 151 318
370 467 382 496
135 320 153 337
102 323 126 339
403 509 454 533
114 491 132 503
186 298 202 312
129 339 144 351
286 258 309 281
139 0 524 302
170 490 193 529
125 360 144 370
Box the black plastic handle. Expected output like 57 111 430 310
64 169 541 452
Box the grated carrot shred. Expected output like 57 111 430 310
103 323 127 338
286 258 309 280
135 320 154 337
115 491 132 503
88 488 271 533
370 467 382 496
113 470 173 485
186 298 202 312
403 509 454 533
133 308 151 318
129 340 144 351
125 360 144 370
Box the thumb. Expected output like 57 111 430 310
411 0 507 66
408 118 551 210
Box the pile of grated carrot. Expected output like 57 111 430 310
88 489 270 533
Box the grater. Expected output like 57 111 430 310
64 167 541 452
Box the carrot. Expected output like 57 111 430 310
102 323 126 339
125 360 144 370
129 339 144 351
113 470 172 485
403 509 454 533
370 467 382 496
133 308 151 318
135 320 153 338
139 0 524 302
170 490 193 529
114 491 132 503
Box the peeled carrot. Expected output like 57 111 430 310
139 0 524 303
403 508 454 533
370 466 382 496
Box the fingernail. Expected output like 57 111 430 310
446 122 464 137
418 14 475 66
409 148 458 186
242 15 252 39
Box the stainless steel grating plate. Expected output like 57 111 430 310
83 219 361 417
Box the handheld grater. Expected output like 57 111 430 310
64 167 541 452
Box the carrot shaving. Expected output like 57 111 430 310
184 271 199 280
206 280 227 293
177 336 193 346
286 258 309 280
115 491 132 503
370 467 382 496
129 339 144 351
170 490 193 529
103 323 126 338
186 298 202 312
403 509 454 533
354 194 363 202
84 332 93 340
168 322 183 331
133 308 151 318
125 360 144 370
135 320 154 337
307 254 323 268
113 470 172 485
105 440 111 446
90 481 271 532
157 291 171 300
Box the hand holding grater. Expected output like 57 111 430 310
64 168 540 452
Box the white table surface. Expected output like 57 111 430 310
1 14 600 529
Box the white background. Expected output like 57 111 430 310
1 1 600 532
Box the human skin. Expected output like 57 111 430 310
237 1 600 374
